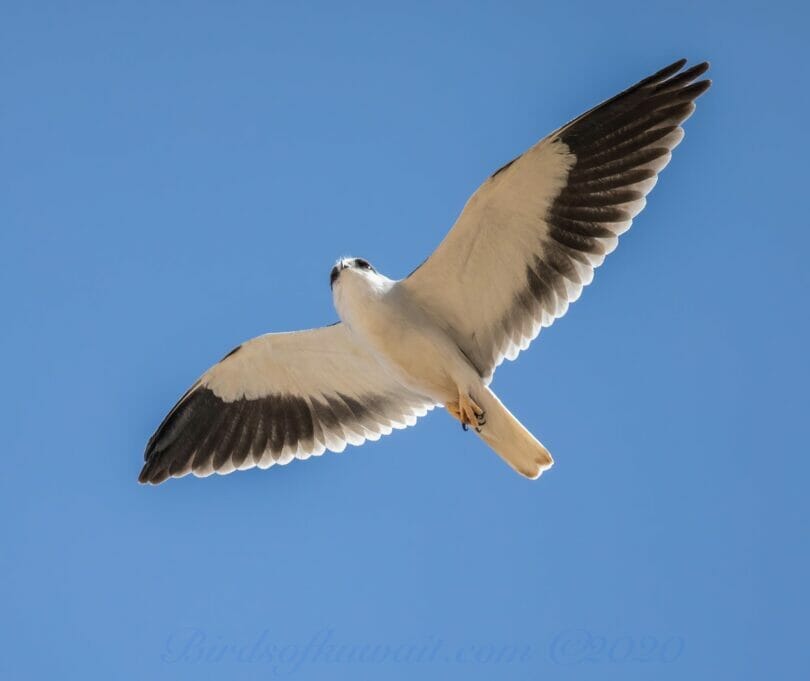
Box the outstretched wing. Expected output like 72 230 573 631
403 59 710 381
139 323 435 484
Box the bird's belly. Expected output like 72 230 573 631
350 306 471 404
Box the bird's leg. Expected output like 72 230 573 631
460 392 486 432
447 392 486 433
446 401 468 430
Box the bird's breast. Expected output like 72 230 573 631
334 279 470 403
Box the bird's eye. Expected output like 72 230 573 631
355 259 371 270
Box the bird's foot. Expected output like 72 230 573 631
446 401 467 430
447 394 486 433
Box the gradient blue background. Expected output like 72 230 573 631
2 1 807 679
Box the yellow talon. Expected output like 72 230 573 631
447 394 486 431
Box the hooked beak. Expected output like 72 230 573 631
330 260 347 289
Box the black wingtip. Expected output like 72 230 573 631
644 59 712 104
649 58 688 82
644 59 711 91
690 79 713 99
675 61 711 83
139 425 175 484
138 435 165 484
139 381 206 484
138 457 169 485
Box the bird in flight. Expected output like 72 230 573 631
139 59 711 484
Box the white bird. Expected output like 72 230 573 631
140 59 711 484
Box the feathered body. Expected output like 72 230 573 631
332 265 479 405
139 59 710 484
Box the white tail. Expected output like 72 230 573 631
475 387 553 479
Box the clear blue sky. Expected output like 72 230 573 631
2 1 807 680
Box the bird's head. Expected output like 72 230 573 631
329 257 378 290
